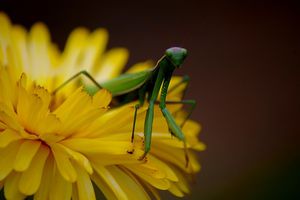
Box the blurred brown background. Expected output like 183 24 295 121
1 0 299 199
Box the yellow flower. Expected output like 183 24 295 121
0 69 114 199
0 12 205 199
0 12 152 94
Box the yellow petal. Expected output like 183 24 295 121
54 28 88 93
48 160 72 200
74 164 96 200
0 128 21 148
34 155 54 200
125 163 165 180
6 46 23 86
79 28 108 72
170 166 190 194
39 132 65 144
53 87 89 122
10 25 30 74
19 145 49 195
59 108 106 138
0 48 3 66
14 140 41 171
168 182 184 197
126 165 170 190
92 89 112 108
126 60 154 73
51 143 77 182
0 95 18 118
48 43 60 69
0 12 11 66
152 134 205 151
71 183 80 200
32 85 51 110
115 104 182 134
18 72 27 88
56 143 93 174
93 166 151 200
59 28 88 70
182 119 201 137
17 85 47 133
91 173 118 200
0 111 20 131
88 149 144 166
151 144 200 173
28 23 52 80
86 105 144 137
35 113 61 137
147 155 178 182
92 165 128 200
182 120 206 151
0 12 11 44
0 68 15 109
168 76 188 98
143 182 161 200
0 121 7 130
96 48 129 82
61 138 131 155
0 141 20 180
109 166 151 200
4 172 26 200
6 26 25 81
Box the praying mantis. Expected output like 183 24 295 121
53 47 196 162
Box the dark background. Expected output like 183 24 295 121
1 0 300 199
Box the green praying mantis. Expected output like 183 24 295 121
53 47 196 163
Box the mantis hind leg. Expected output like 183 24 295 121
52 70 102 95
164 99 196 128
159 105 191 168
159 99 196 168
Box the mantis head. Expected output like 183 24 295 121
165 47 188 67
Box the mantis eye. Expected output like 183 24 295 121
165 47 188 67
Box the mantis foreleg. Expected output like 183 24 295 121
140 61 166 160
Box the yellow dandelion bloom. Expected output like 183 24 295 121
0 12 205 200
